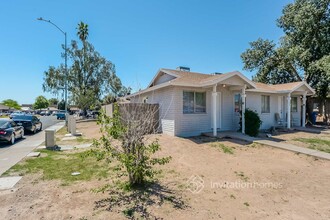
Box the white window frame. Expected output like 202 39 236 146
291 97 298 112
234 93 242 113
261 95 270 113
183 91 206 114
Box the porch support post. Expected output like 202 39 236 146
287 93 291 129
302 92 307 127
241 85 246 134
212 85 217 136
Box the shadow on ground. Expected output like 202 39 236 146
188 135 251 146
0 136 26 147
94 182 189 219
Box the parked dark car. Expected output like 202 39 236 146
0 119 24 144
87 111 100 119
56 111 66 120
12 115 42 134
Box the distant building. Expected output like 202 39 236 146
21 104 33 112
0 104 10 113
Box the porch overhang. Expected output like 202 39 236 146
247 81 315 96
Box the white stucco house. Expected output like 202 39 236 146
127 67 315 137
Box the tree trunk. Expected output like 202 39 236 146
306 97 314 124
323 99 328 124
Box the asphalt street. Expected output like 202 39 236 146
39 116 59 130
0 116 64 176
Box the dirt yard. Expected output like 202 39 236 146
1 126 330 220
55 120 102 146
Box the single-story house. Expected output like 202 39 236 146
0 104 10 113
127 67 315 137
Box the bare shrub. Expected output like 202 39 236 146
94 103 171 186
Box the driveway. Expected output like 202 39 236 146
0 116 64 176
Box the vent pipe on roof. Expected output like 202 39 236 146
176 66 190 72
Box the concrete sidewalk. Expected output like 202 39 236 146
204 131 330 161
254 140 330 160
0 122 65 176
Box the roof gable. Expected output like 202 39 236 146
252 81 315 94
154 69 256 88
148 69 180 88
200 71 256 88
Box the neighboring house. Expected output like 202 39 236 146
21 104 33 112
0 104 10 113
127 67 315 137
308 97 330 123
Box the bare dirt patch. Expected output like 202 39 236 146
1 134 330 219
76 121 102 140
55 121 101 146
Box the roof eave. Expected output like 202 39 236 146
246 89 292 94
126 82 172 98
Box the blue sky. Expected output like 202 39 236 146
0 0 291 104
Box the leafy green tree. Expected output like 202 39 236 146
241 0 330 99
103 86 132 105
103 93 116 104
48 98 59 106
1 99 21 110
43 22 125 114
241 39 302 84
57 100 68 111
118 86 132 97
33 96 49 110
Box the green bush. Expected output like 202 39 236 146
240 109 262 137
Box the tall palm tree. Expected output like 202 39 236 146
77 21 89 43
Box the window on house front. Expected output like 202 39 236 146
234 93 241 112
261 95 270 113
291 97 297 112
183 91 206 114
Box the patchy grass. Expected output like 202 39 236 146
54 126 93 146
247 143 262 148
2 149 111 185
210 142 234 154
234 171 249 182
294 138 330 153
76 136 92 144
56 126 68 136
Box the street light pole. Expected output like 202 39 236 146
64 32 68 115
37 17 68 115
